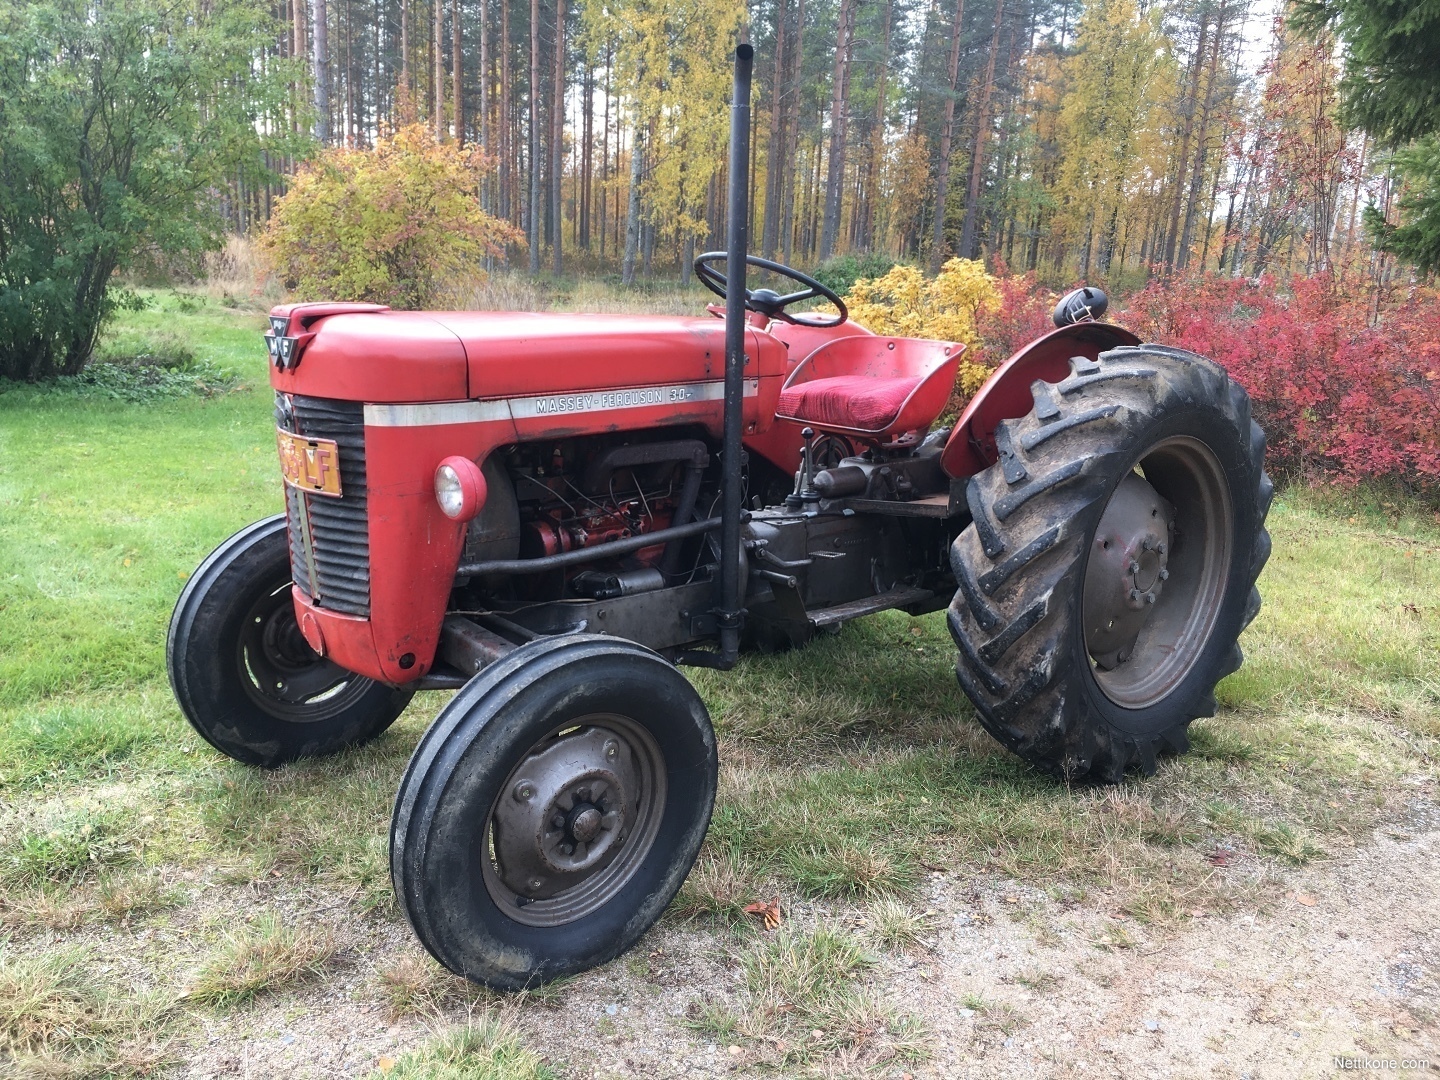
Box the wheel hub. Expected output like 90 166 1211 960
493 727 637 900
237 580 369 718
1084 472 1175 670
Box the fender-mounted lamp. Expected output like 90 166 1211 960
435 456 487 522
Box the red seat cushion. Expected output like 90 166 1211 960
777 374 923 433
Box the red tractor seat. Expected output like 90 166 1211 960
775 335 962 440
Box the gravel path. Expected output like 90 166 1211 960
171 796 1439 1079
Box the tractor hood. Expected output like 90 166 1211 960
269 307 470 402
267 308 787 403
432 311 786 399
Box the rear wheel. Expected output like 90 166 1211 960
947 346 1272 781
391 635 717 990
167 516 412 767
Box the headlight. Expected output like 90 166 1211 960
434 456 488 522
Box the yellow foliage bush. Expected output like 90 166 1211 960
841 257 1002 407
260 125 522 309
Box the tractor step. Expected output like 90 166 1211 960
846 491 964 518
809 586 936 629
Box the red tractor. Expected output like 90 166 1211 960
168 48 1270 989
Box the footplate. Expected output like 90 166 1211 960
808 586 936 629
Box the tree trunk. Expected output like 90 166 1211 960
623 120 643 284
479 0 488 154
1178 1 1229 269
552 0 565 276
600 42 611 259
293 0 307 137
779 0 805 265
433 0 443 137
374 0 385 138
859 0 893 251
529 0 541 274
313 0 329 142
957 0 1005 260
343 0 353 144
761 0 788 258
929 0 965 272
581 60 592 249
400 0 411 121
500 0 511 221
818 0 855 262
452 0 463 143
1162 10 1210 270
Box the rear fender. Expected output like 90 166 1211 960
940 322 1141 479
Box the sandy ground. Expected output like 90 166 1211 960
162 789 1440 1080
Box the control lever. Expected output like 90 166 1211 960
786 427 822 509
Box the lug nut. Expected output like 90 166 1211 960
1157 542 1167 555
1159 568 1170 581
1145 592 1156 604
513 782 535 802
1128 560 1140 575
561 842 575 856
1129 588 1143 602
551 814 566 829
604 740 618 759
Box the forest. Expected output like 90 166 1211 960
229 0 1389 288
4 0 1438 485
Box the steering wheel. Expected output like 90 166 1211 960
693 253 848 328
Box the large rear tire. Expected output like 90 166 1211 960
391 635 717 990
167 516 412 767
947 346 1272 781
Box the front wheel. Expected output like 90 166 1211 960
391 635 718 990
167 516 412 767
948 346 1272 781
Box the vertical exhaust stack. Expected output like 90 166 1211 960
716 43 754 667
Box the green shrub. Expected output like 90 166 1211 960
261 125 522 308
0 0 299 381
812 252 902 297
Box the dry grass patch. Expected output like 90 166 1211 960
376 952 489 1019
362 1014 555 1080
180 914 336 1008
0 870 177 932
670 848 757 924
697 925 926 1071
0 948 170 1076
1 804 138 888
970 997 1030 1041
1007 966 1061 993
868 898 931 953
442 271 704 317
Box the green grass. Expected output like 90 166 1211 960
0 288 1435 1072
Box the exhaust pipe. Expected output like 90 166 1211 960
686 42 753 672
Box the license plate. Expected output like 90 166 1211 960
276 428 343 497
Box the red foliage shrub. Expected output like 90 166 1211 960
1118 273 1440 491
975 262 1059 364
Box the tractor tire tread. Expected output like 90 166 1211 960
947 347 1272 781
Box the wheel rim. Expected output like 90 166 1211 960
237 578 375 721
481 714 666 927
1082 436 1234 710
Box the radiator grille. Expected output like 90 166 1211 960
280 394 371 617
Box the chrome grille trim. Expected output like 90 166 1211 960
279 394 371 617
